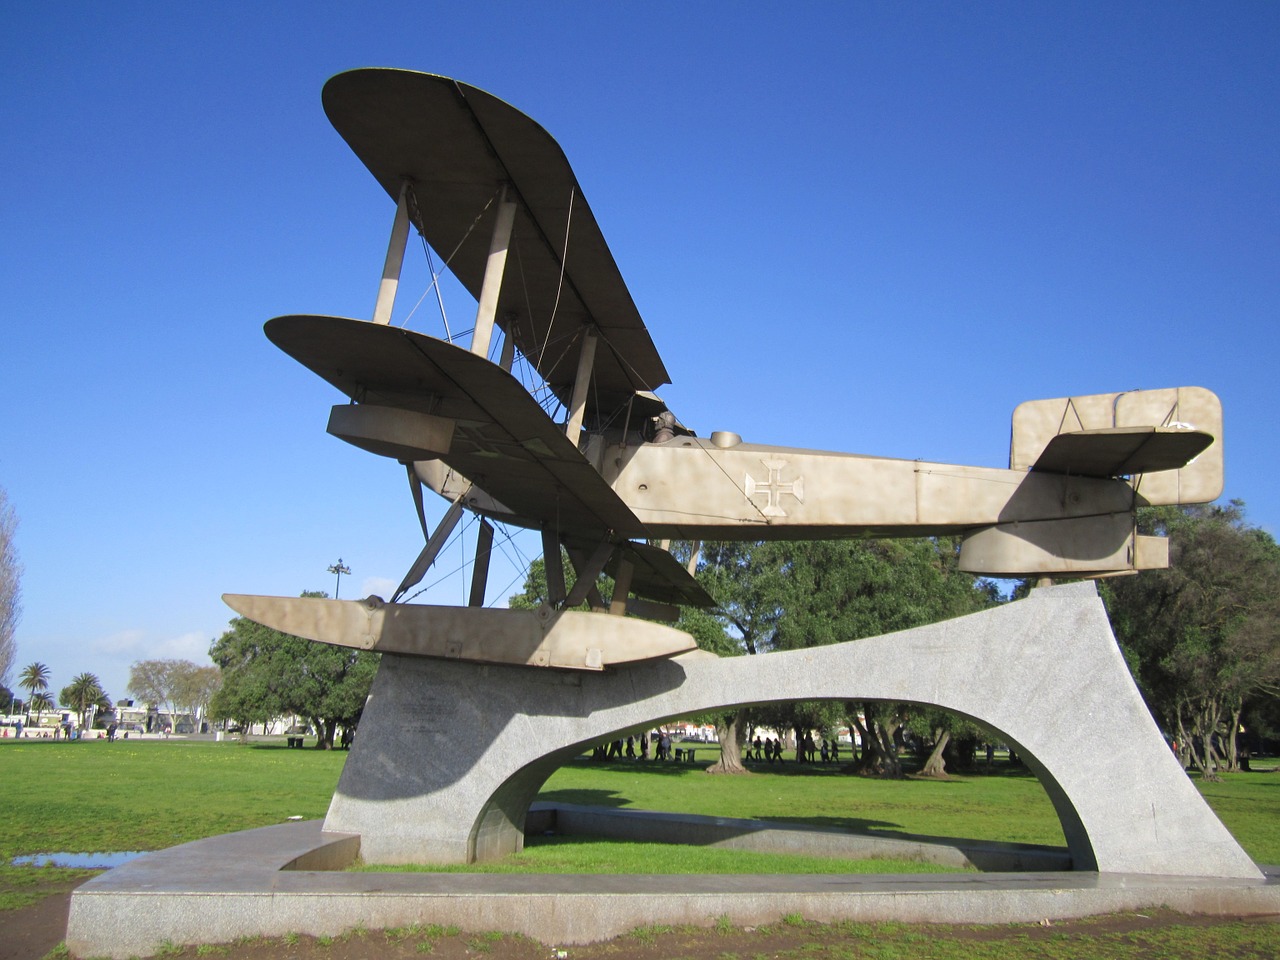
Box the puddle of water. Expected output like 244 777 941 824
13 851 143 869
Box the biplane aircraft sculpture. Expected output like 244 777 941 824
226 67 1222 673
60 71 1262 958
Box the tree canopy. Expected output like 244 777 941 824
208 592 379 748
129 658 221 732
18 661 49 725
60 672 109 729
1103 501 1280 778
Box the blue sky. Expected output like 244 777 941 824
3 3 1277 701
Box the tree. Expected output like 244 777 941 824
61 672 108 730
690 541 788 774
209 592 379 748
906 706 984 778
1103 501 1280 780
0 487 21 687
129 659 187 731
174 664 221 733
767 537 997 778
18 661 49 726
129 659 221 732
28 690 53 726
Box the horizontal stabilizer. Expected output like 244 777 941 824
222 594 697 671
1031 426 1213 478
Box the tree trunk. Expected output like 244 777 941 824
920 728 951 778
310 716 334 749
846 712 870 772
1225 704 1243 772
1196 700 1223 782
705 713 749 774
1200 730 1221 781
854 703 905 778
1174 712 1193 769
877 711 905 778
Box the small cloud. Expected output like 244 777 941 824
89 629 212 672
155 631 210 662
361 576 397 601
91 629 146 655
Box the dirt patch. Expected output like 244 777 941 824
1 890 76 960
5 890 1278 960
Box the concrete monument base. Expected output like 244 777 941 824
66 818 1280 959
325 582 1260 879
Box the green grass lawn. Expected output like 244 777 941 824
0 738 344 858
354 834 967 875
541 750 1071 847
5 737 1277 960
0 737 345 910
1 736 1277 909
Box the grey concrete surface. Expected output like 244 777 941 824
67 819 1280 959
527 803 1072 872
324 582 1261 879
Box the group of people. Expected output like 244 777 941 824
592 730 683 762
589 729 849 765
747 732 842 764
1 720 145 740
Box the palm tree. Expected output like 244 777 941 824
28 690 54 727
18 662 49 725
65 672 105 730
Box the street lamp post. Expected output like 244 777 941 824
327 558 351 599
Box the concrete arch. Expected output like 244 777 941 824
477 698 1072 864
323 582 1261 879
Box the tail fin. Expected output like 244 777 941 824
1010 386 1222 505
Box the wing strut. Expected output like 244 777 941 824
393 490 468 602
565 327 599 446
564 540 615 608
406 461 431 539
565 546 609 610
471 184 517 361
469 519 494 607
541 527 567 606
373 180 411 325
609 558 636 616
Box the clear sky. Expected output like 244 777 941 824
3 3 1277 702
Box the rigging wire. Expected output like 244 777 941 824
398 184 454 341
536 186 576 373
400 513 538 608
399 183 498 339
422 236 453 343
400 512 474 604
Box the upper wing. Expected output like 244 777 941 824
322 68 670 424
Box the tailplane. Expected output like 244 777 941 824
1010 386 1222 505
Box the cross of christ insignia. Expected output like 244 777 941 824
744 458 805 518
